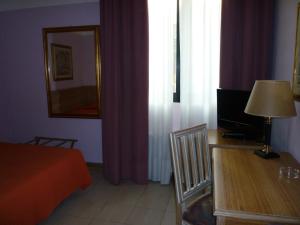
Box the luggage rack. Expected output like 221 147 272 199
25 136 78 149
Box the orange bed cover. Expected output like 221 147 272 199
0 142 92 225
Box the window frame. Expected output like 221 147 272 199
173 0 180 103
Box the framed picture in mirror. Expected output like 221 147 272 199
43 25 101 118
51 43 73 81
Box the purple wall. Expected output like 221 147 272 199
0 2 102 162
272 0 300 162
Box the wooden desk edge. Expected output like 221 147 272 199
214 203 300 224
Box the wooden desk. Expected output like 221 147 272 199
213 147 300 225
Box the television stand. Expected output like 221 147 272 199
222 131 246 139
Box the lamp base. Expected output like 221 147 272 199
254 150 280 159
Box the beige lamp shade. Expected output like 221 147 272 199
244 80 297 118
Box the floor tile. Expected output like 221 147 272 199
166 195 176 212
109 184 146 206
89 217 125 225
161 212 176 225
125 207 165 225
136 191 170 210
59 216 91 225
95 203 134 223
56 195 104 219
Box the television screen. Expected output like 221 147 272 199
217 89 264 140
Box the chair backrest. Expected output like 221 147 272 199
170 124 212 205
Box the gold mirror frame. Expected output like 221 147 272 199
43 25 101 118
292 4 300 101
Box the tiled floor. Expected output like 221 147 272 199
39 167 176 225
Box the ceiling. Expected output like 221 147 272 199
0 0 98 12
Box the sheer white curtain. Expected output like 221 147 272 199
148 0 221 184
180 0 222 129
148 0 176 184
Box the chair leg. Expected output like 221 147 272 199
175 203 183 225
175 204 192 225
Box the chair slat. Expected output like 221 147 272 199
176 138 186 195
203 132 212 179
181 136 192 191
188 133 199 188
195 132 204 182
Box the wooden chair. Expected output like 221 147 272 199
170 124 215 225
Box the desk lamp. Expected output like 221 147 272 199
244 80 297 159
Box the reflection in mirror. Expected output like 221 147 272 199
43 25 101 118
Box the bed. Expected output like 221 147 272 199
0 142 92 225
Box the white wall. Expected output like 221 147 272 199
272 0 300 162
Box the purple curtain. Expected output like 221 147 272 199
219 0 274 90
100 0 149 184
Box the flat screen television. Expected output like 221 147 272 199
217 89 264 140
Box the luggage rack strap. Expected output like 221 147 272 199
25 136 78 148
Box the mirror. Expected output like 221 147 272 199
43 25 101 118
